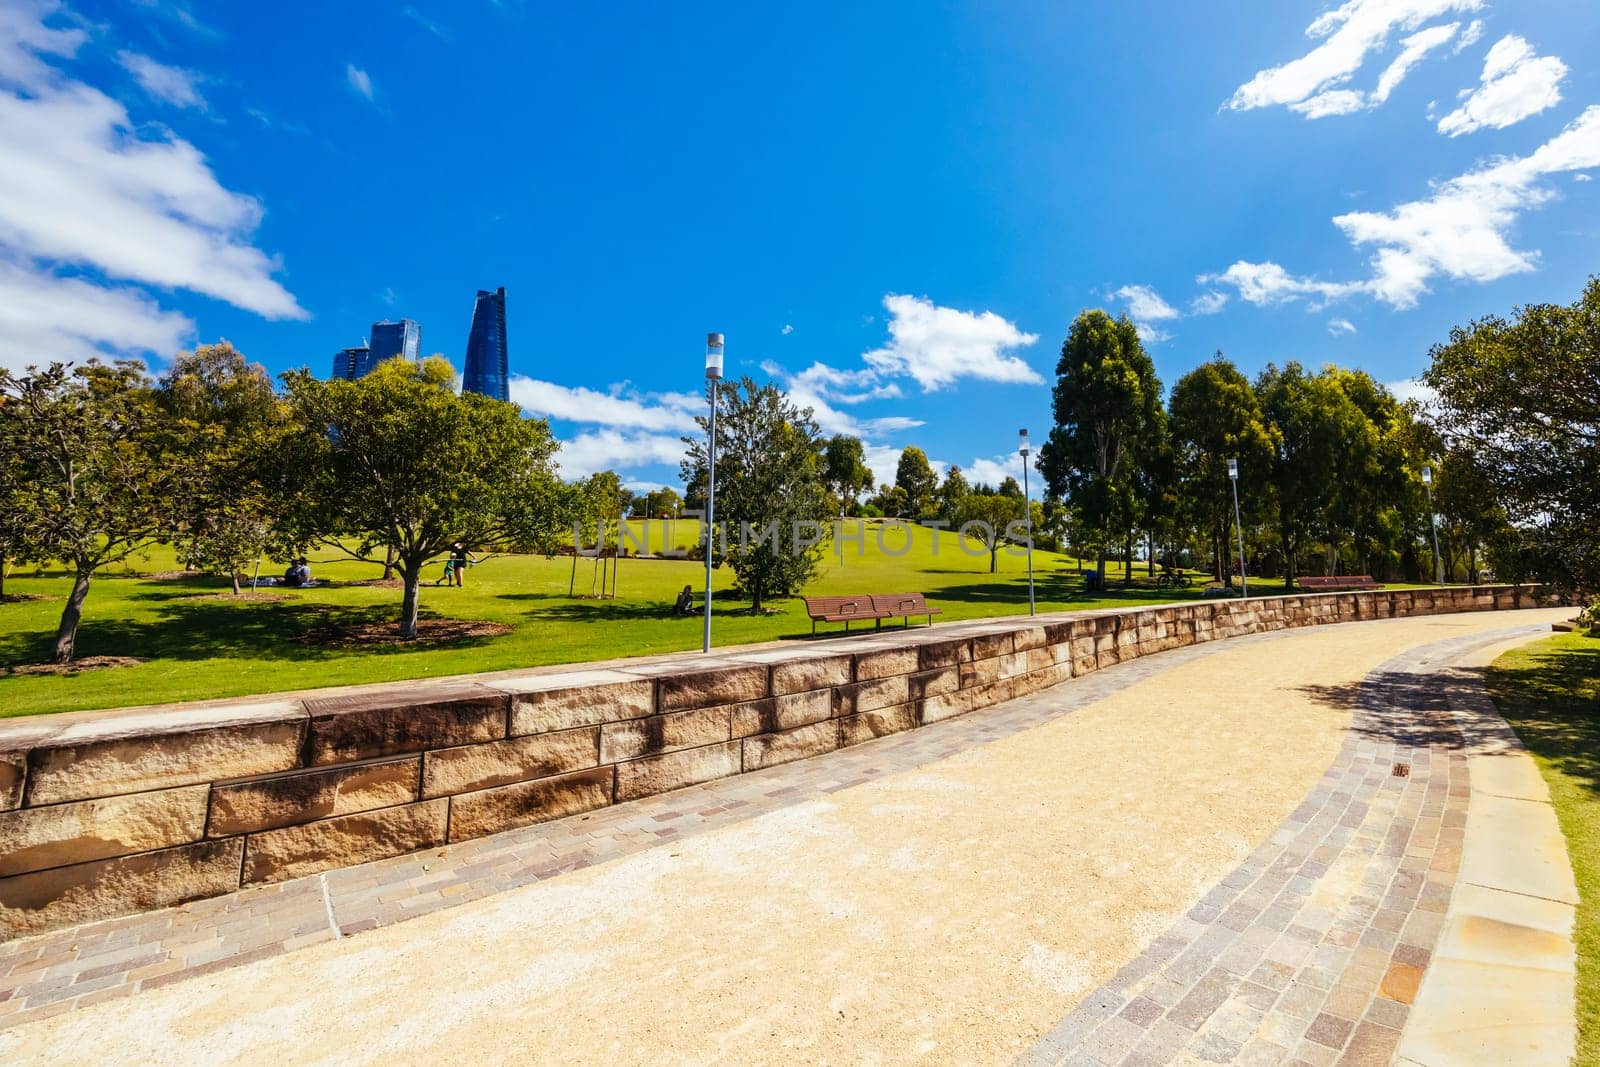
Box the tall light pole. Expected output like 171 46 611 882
1422 464 1443 587
1228 457 1248 598
703 333 723 652
1019 428 1035 616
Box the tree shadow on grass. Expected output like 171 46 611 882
497 591 781 625
0 599 505 668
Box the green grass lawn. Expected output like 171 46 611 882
0 518 1393 718
1487 632 1600 1064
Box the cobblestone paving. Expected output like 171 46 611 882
0 628 1281 1032
1019 623 1551 1067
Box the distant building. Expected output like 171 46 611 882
331 344 369 381
463 287 508 402
369 319 421 370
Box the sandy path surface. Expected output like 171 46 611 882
0 613 1548 1065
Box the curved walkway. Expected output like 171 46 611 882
0 609 1574 1064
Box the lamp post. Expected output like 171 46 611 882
1019 428 1035 616
1228 457 1248 598
1421 464 1443 587
703 333 723 652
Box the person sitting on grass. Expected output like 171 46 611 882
673 584 694 616
282 559 312 587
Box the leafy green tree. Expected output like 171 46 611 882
894 446 938 519
956 491 1024 573
1423 277 1600 592
0 396 41 600
157 343 284 595
275 356 564 637
680 377 832 612
997 475 1023 499
1170 356 1277 589
937 464 971 522
1 361 173 662
644 486 682 518
822 434 875 516
1037 310 1164 587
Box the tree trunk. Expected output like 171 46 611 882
1283 535 1296 591
53 567 94 664
383 546 396 581
1123 531 1133 586
1147 532 1155 577
989 544 999 574
1096 549 1106 587
231 570 242 596
399 565 422 638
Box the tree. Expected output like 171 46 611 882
894 446 938 519
997 475 1023 499
1423 278 1600 591
1 361 173 662
680 377 832 612
1255 363 1368 589
956 491 1022 573
822 434 875 516
937 464 971 522
0 395 41 600
643 486 682 518
1169 357 1277 589
275 356 564 637
158 343 284 595
1037 310 1164 587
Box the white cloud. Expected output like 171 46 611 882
116 50 205 109
1386 377 1438 408
1437 35 1566 137
1189 291 1229 315
759 360 920 438
1199 261 1364 306
1335 105 1600 305
1328 317 1358 336
0 256 191 370
1456 19 1484 53
401 6 450 41
345 63 375 102
862 294 1041 391
1110 283 1179 342
963 455 1020 488
1575 173 1593 183
508 376 702 433
555 429 688 478
0 0 302 368
1227 0 1481 117
780 323 793 335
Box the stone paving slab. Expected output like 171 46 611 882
0 626 1279 1032
1020 623 1558 1067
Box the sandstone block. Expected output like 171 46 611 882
854 646 919 681
907 666 958 701
0 784 208 877
508 677 653 736
1024 647 1053 672
771 655 851 695
997 651 1030 680
960 657 1000 688
741 720 837 771
615 741 742 802
1012 626 1046 651
446 766 612 841
656 665 767 711
600 706 730 763
971 632 1014 659
920 686 978 723
1097 646 1122 668
917 638 970 671
838 703 918 747
731 690 831 737
242 798 448 885
213 757 421 835
422 727 597 799
0 752 23 810
851 675 911 713
0 838 243 939
305 685 506 765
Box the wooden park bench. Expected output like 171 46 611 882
1296 575 1383 592
802 593 942 635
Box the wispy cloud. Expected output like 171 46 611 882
862 294 1040 391
780 323 793 335
116 50 205 109
1189 290 1229 315
1328 317 1358 336
1112 284 1179 342
345 63 375 103
509 377 702 434
401 6 451 42
1226 0 1482 118
1437 35 1566 137
128 0 219 41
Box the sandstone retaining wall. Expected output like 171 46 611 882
0 585 1547 938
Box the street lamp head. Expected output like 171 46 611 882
705 333 724 381
1421 464 1433 486
1227 457 1238 480
1018 428 1030 457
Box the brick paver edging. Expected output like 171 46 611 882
1020 623 1554 1067
0 585 1549 939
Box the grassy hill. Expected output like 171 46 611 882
0 519 1205 718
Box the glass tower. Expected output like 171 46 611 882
368 319 421 372
463 287 508 401
331 345 369 381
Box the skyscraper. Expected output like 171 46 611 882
368 319 420 371
331 345 369 381
463 287 508 401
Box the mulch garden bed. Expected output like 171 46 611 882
4 656 148 677
179 592 300 603
294 618 512 649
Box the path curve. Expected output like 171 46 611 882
0 609 1574 1065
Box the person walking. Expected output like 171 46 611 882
447 542 475 587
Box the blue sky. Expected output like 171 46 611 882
2 0 1598 491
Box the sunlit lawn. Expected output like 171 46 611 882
1488 632 1600 1065
0 517 1401 718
